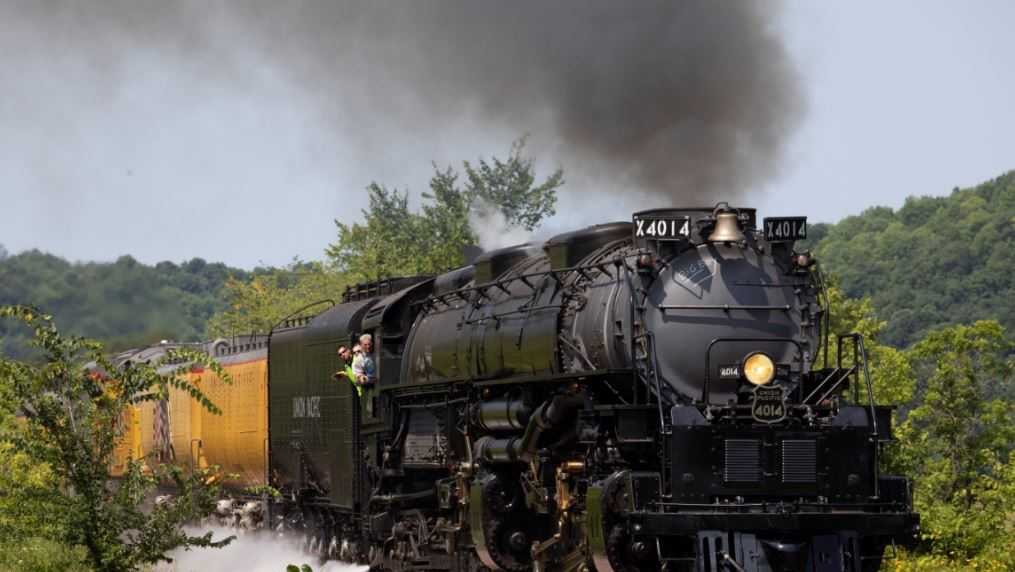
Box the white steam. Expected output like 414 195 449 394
468 199 534 252
156 527 366 572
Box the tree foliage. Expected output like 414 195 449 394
896 321 1015 562
326 140 563 282
207 261 350 337
0 305 233 571
811 171 1015 347
0 434 88 571
824 289 1015 569
0 252 247 360
326 183 434 281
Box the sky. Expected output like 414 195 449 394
0 1 1013 269
767 1 1015 222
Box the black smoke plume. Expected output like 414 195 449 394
3 1 803 204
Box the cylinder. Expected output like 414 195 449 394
473 399 531 433
473 436 520 464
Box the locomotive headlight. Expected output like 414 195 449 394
743 352 775 386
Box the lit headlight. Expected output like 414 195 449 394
743 352 775 386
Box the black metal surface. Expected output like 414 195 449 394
632 511 919 538
642 243 817 404
268 297 378 508
543 221 631 270
360 279 435 387
669 423 878 501
342 275 432 303
403 254 561 384
473 244 541 284
695 531 857 572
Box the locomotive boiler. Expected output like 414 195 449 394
264 204 919 572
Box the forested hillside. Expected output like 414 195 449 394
5 170 1013 358
808 171 1015 347
0 250 246 359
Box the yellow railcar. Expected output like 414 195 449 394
111 338 269 489
190 351 268 486
169 370 200 469
109 407 141 477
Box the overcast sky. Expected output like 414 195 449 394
1 1 1013 269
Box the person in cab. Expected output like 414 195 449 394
334 344 360 396
352 334 377 416
352 334 376 387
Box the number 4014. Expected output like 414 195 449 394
636 218 689 238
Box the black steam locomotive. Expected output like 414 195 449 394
267 204 919 572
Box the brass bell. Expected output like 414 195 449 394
707 212 745 243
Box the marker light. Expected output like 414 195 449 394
743 352 775 386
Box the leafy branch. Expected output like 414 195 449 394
0 304 234 571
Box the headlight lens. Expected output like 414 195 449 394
743 352 775 385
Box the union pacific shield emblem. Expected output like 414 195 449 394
752 385 787 424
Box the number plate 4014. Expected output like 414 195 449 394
763 217 807 242
752 385 787 424
633 216 690 240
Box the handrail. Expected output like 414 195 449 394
802 366 855 405
816 367 856 405
815 262 831 369
269 299 336 333
855 336 881 499
190 438 203 470
855 336 879 438
631 329 668 431
836 333 881 499
658 304 791 312
425 252 647 308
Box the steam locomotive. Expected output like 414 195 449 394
117 204 919 572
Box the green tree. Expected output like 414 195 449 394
896 321 1015 561
207 261 349 337
813 170 1015 347
327 183 433 281
0 432 88 570
0 305 233 571
327 140 563 281
0 252 247 360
